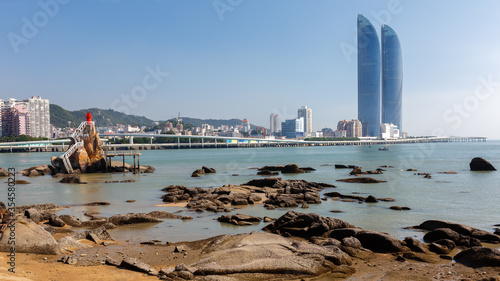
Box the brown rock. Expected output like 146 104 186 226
470 157 496 171
337 177 386 183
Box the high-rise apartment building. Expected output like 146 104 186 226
26 96 51 138
346 119 362 138
297 106 312 133
269 113 280 134
357 15 381 137
382 24 403 135
0 96 50 138
1 104 30 137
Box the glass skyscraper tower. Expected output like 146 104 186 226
357 15 402 137
382 24 403 134
357 14 380 137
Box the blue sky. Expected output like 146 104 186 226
2 0 500 138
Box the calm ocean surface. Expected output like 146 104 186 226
1 141 499 245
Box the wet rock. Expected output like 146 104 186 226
59 175 87 184
84 201 110 206
126 200 135 203
247 194 262 204
402 252 440 263
218 214 261 225
258 165 285 172
0 218 59 255
454 247 500 267
404 237 429 253
301 167 316 173
390 206 410 211
281 164 305 174
334 164 350 169
416 220 500 244
364 195 378 203
406 169 417 171
355 230 405 253
438 171 457 174
424 228 461 244
16 203 69 213
349 167 365 175
337 177 386 183
263 216 276 223
429 239 456 254
108 213 161 225
257 169 279 176
13 180 30 184
147 211 183 219
263 210 353 238
232 198 248 205
469 157 496 171
120 257 159 276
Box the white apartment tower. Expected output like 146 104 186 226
297 106 312 133
269 113 280 134
25 96 50 138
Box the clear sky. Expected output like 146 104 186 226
2 0 500 138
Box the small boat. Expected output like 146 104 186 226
379 147 389 151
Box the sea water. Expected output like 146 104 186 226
1 141 499 244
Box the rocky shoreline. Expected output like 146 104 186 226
0 159 499 280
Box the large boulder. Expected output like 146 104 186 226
191 232 353 280
263 210 354 238
0 218 59 254
454 247 500 267
416 220 500 244
281 164 305 174
469 157 496 171
355 230 405 253
329 228 404 253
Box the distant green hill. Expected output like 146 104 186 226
50 104 264 129
166 117 261 129
50 104 154 128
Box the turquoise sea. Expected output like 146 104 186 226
1 141 499 246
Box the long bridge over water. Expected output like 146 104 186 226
0 134 487 153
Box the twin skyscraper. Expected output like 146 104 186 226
357 14 403 137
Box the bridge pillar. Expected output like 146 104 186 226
130 136 134 144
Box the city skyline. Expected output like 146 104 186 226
3 1 500 138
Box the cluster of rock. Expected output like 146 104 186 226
254 177 335 208
0 203 195 256
349 166 384 175
191 166 216 177
161 184 263 212
160 177 336 212
263 211 500 269
257 164 316 175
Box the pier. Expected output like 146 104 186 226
104 150 142 172
0 135 487 153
